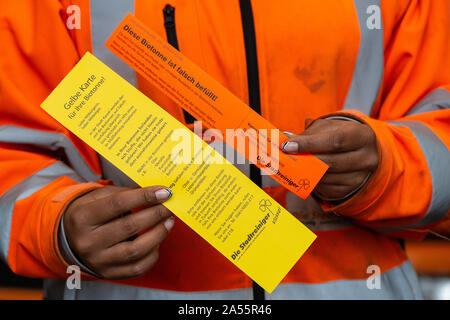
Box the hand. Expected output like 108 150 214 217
64 185 174 280
282 118 379 200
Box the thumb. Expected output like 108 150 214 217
282 132 334 154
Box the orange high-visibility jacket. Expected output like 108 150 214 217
0 0 449 299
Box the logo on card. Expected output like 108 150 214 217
298 179 311 190
259 199 272 214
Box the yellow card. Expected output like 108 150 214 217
41 52 316 293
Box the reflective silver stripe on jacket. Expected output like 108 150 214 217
406 88 450 116
343 0 384 115
382 89 450 231
90 0 138 183
0 161 83 263
267 261 422 300
0 125 98 262
0 125 100 182
386 121 450 230
90 0 137 87
43 261 421 300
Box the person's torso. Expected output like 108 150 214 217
2 0 421 298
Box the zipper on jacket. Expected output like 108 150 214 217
164 1 265 300
163 4 196 124
238 0 265 301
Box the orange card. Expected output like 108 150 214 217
106 13 328 199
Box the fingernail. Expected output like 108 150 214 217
155 188 172 201
282 141 298 153
164 217 175 231
282 131 295 136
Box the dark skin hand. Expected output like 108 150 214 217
282 118 379 200
64 185 174 280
